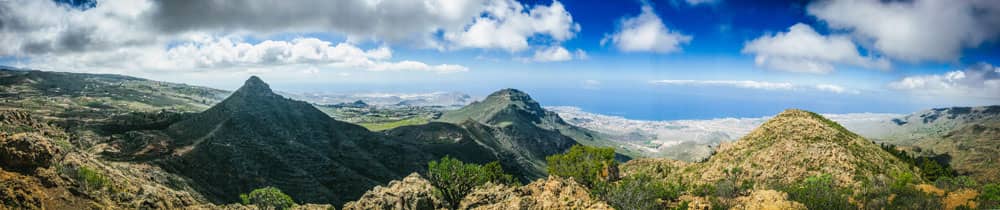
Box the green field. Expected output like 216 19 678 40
358 117 430 131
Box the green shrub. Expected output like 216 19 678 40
76 166 110 192
981 183 1000 209
594 173 680 210
239 187 296 210
781 174 853 210
886 184 941 210
427 156 516 209
546 145 618 188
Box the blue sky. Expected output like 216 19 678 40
2 0 999 119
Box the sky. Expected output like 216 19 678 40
1 0 999 119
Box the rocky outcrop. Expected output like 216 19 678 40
0 110 62 172
342 173 445 210
729 190 806 210
458 176 612 210
0 133 58 172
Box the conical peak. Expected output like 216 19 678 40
233 76 274 96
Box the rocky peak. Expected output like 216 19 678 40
342 173 444 210
231 76 277 98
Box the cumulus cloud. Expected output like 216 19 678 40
889 63 1000 99
0 0 158 56
650 79 858 94
444 0 579 52
602 5 691 53
808 0 1000 62
1 0 589 77
24 36 467 75
742 23 890 73
532 46 572 62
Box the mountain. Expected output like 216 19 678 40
434 89 639 179
840 105 1000 183
632 109 921 189
863 106 1000 143
285 91 474 107
158 76 445 205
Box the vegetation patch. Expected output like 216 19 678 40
240 187 297 210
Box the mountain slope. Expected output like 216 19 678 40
434 89 630 179
683 109 920 188
159 76 441 205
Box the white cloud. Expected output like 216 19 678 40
444 0 579 52
532 46 572 62
815 84 859 94
808 0 1000 62
602 5 691 53
889 63 1000 99
651 79 859 94
650 80 795 90
742 23 890 74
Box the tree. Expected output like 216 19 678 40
240 187 296 210
546 145 618 188
426 156 516 209
981 183 1000 209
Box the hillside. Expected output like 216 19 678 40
631 109 922 189
908 122 1000 183
0 68 228 119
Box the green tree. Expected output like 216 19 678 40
426 156 516 209
546 145 618 188
239 187 296 210
594 173 680 210
781 174 853 210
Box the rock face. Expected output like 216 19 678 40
342 173 445 210
458 176 613 210
730 190 806 210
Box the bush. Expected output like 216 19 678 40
76 166 110 192
426 156 516 209
595 173 680 210
981 183 1000 209
546 145 618 188
239 187 296 210
781 174 853 210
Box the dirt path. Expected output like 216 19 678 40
173 119 227 156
